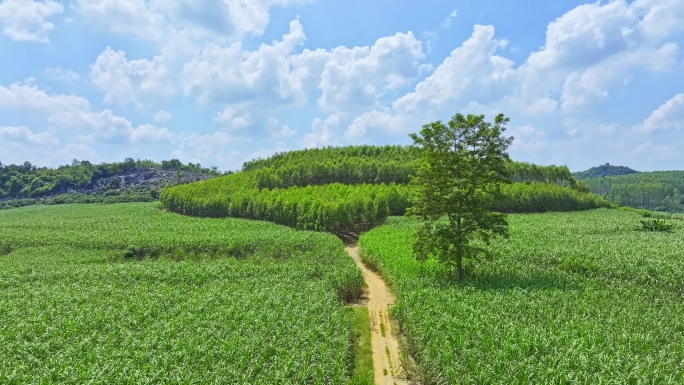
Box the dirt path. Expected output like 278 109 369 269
345 246 409 385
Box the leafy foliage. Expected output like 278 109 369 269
408 113 513 280
573 163 639 179
0 158 221 204
161 146 610 234
639 219 674 232
359 210 684 384
582 170 684 212
0 203 364 383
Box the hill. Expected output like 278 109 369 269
161 145 611 235
0 158 222 209
573 163 639 179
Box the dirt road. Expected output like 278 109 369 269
345 246 408 385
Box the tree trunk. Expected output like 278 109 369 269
456 255 463 282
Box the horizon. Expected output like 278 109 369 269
1 0 683 172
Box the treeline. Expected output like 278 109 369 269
243 145 579 189
495 183 612 213
0 158 221 200
246 145 417 188
161 174 409 234
161 151 610 235
582 171 684 212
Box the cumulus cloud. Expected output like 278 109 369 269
76 0 168 42
317 31 425 113
153 110 172 123
0 0 63 43
0 82 172 145
302 114 340 148
638 94 684 133
77 0 310 43
91 47 173 108
0 125 59 146
182 19 308 105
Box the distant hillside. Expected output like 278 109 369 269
0 158 223 209
582 170 684 213
573 163 639 180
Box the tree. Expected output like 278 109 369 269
409 113 514 281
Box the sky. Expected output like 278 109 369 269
0 0 683 172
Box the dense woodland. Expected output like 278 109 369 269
162 145 611 235
244 145 579 189
581 171 684 212
0 158 221 209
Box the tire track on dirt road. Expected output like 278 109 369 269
345 245 409 385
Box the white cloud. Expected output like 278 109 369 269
638 94 684 133
77 109 173 144
153 110 172 123
243 141 289 166
77 0 310 44
76 0 168 42
0 82 172 145
182 19 308 105
345 110 405 139
441 9 458 29
0 81 90 116
302 114 340 148
0 0 63 43
0 125 59 145
560 43 678 111
45 67 81 82
317 31 425 113
632 140 680 160
526 1 635 72
172 131 241 169
631 0 684 43
91 47 173 107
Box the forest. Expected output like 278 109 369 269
161 145 611 235
579 170 684 212
0 158 221 208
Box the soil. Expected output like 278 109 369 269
345 245 409 385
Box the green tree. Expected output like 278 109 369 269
409 113 514 281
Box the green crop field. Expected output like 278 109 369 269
360 209 684 384
0 203 364 384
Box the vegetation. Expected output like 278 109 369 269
161 146 610 234
0 203 365 384
0 158 221 208
348 308 374 385
573 163 639 179
409 113 513 281
360 210 684 384
639 218 674 232
581 170 684 212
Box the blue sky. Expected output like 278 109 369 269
0 0 683 172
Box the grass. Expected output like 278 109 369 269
360 209 684 384
347 307 374 385
0 203 365 384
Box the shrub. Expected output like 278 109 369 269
639 219 674 232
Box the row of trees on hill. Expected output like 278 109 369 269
160 172 610 235
0 158 221 200
240 145 580 190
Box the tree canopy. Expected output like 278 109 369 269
409 113 514 281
